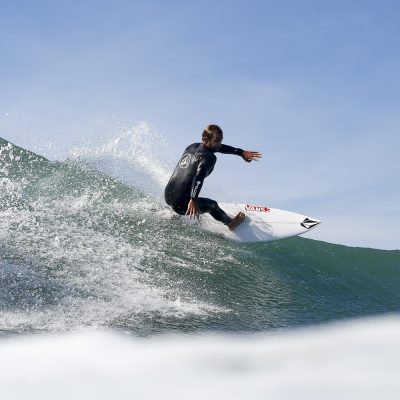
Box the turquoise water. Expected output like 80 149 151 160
1 136 399 335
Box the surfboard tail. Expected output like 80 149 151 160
300 217 321 231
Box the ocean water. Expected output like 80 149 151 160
1 126 400 398
1 128 399 335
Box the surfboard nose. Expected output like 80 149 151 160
301 217 321 230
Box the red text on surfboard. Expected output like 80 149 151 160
245 205 270 213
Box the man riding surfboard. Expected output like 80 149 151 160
164 124 262 230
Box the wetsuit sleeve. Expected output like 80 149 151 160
190 155 215 200
217 144 244 156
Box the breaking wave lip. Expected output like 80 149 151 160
68 121 173 196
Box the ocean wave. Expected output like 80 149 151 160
1 129 399 334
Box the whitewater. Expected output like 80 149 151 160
1 123 400 398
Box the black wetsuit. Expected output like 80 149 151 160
164 143 243 224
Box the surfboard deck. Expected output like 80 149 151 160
184 203 321 243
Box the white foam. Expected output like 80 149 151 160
1 315 399 400
0 172 219 332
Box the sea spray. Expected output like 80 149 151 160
68 121 172 196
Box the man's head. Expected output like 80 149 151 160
202 124 223 152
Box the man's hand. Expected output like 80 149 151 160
186 199 200 219
241 151 262 162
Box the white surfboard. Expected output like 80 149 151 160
185 203 321 243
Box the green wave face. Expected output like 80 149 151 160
1 136 399 335
0 137 52 178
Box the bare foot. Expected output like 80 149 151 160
227 212 246 231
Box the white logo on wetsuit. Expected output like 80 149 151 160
192 180 201 197
179 153 191 169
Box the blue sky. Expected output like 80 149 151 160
1 0 399 249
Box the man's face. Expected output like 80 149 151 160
203 133 223 152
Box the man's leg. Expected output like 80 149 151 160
197 198 245 230
196 198 232 225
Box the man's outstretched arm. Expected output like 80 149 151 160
217 144 244 156
217 144 262 162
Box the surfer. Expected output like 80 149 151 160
164 124 262 230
